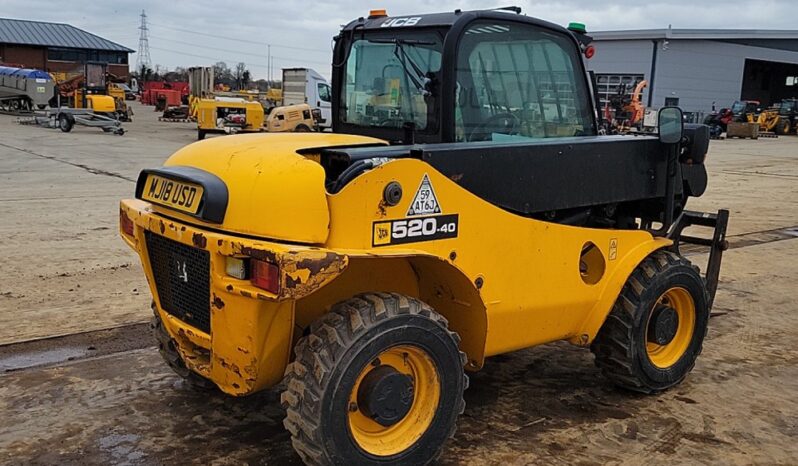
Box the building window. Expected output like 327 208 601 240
48 48 128 65
787 76 798 86
595 74 645 110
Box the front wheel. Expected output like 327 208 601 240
776 119 791 135
281 293 467 465
591 250 709 394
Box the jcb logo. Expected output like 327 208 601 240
380 17 421 27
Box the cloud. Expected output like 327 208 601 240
2 0 795 80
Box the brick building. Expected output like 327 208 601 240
0 18 133 77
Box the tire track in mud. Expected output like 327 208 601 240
0 141 135 182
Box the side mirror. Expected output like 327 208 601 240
658 107 684 144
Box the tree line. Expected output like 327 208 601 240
133 62 280 91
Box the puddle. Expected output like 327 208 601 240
0 346 88 372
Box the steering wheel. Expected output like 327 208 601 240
469 112 520 141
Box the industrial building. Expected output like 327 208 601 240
587 28 798 115
0 18 133 77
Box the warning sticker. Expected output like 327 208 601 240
407 174 441 216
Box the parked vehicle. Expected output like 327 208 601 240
282 68 332 129
120 9 728 465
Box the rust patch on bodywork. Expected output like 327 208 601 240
295 252 340 275
229 243 349 300
192 232 207 249
281 251 348 299
240 246 278 264
212 294 225 310
214 355 259 393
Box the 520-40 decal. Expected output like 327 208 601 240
372 214 459 247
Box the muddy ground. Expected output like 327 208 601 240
0 104 796 465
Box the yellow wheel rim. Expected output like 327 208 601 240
646 287 696 368
348 345 440 457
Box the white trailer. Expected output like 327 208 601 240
281 68 332 129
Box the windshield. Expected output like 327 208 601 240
731 101 746 114
341 32 443 131
779 101 795 115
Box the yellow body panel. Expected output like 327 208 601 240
83 94 116 113
121 133 670 394
152 133 383 243
324 159 670 356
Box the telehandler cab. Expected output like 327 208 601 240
120 8 729 465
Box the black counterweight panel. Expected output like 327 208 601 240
420 137 673 214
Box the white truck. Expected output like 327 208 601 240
281 68 332 130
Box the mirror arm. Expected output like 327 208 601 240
652 144 679 236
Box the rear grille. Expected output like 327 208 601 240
145 231 211 333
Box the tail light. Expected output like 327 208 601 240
120 208 135 237
584 45 596 59
250 259 280 294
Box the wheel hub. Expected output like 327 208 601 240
356 365 414 427
648 303 679 345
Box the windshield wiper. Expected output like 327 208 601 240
370 38 434 97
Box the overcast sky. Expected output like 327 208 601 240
3 0 796 80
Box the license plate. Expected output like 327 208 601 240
141 174 204 215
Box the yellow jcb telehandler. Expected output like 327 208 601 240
120 8 729 465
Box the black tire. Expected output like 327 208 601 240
281 293 467 466
591 250 709 394
150 304 216 391
294 124 311 132
197 129 206 140
58 113 74 132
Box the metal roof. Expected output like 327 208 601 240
0 18 134 52
589 28 798 41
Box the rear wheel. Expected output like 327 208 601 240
776 119 789 135
591 250 709 394
150 304 216 391
294 124 311 132
281 293 467 465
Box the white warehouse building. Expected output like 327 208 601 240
586 28 798 116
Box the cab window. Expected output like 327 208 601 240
455 21 594 141
318 83 331 103
342 32 442 131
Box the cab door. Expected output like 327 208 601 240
315 81 332 129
